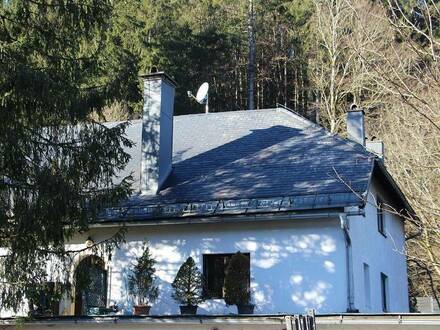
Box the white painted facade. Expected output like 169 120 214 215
0 181 409 318
57 180 408 316
63 217 347 315
349 179 409 313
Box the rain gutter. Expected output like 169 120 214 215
89 208 364 228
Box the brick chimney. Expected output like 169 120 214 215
140 72 176 195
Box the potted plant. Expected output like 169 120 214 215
224 252 254 314
171 257 204 315
128 244 159 315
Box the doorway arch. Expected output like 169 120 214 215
74 255 107 316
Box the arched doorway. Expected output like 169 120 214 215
74 255 107 316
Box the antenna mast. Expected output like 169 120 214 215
205 94 209 113
247 0 256 110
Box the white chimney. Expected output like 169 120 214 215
366 140 385 161
346 104 365 146
140 72 176 195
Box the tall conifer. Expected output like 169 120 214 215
0 0 139 310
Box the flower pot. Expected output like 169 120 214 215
179 305 198 315
237 304 254 314
133 305 151 315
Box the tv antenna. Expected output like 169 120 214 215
187 82 209 113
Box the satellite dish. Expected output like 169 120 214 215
196 82 209 104
187 82 209 113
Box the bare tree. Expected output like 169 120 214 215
346 0 440 308
311 0 354 133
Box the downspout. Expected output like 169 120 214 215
339 213 358 312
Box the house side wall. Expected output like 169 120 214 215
349 179 409 312
64 218 347 315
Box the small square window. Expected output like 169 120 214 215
381 272 389 312
377 197 386 236
203 253 250 299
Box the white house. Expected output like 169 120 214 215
46 72 412 316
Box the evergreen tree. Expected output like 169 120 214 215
224 252 251 306
171 257 204 306
128 245 159 305
0 0 139 311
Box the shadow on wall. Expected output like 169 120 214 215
110 223 342 315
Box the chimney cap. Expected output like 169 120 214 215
140 71 178 87
348 103 364 113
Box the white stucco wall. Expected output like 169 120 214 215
1 179 409 318
349 180 409 313
65 218 348 315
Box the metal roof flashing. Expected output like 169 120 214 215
96 191 364 223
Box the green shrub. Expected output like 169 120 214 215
172 257 204 306
224 252 251 306
128 244 159 305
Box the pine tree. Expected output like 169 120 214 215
171 257 204 306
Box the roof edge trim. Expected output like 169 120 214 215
372 160 416 218
98 192 364 222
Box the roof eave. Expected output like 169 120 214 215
91 207 350 228
97 191 365 223
372 159 416 218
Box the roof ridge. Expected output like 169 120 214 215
104 108 376 160
275 107 378 159
174 108 279 119
274 107 320 129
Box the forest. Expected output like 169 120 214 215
0 0 439 312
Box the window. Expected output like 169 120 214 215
381 272 389 312
203 253 250 299
74 255 107 316
377 197 386 236
363 263 371 309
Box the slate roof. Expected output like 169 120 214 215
100 108 386 221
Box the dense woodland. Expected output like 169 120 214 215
0 0 439 312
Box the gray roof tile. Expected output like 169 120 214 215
117 108 375 212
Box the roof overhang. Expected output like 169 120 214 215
96 192 365 224
90 208 353 228
372 160 416 219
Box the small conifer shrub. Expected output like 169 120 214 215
128 244 159 306
224 252 251 306
171 257 204 306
